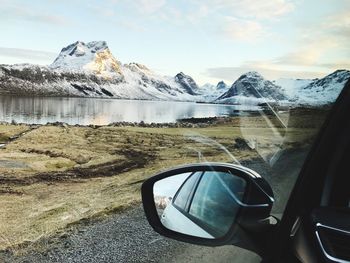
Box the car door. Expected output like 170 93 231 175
273 80 350 262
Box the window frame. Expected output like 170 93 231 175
172 171 203 212
172 171 245 238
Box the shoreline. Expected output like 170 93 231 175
0 105 329 129
0 115 244 129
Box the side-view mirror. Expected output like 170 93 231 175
142 163 278 253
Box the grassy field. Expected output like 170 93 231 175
0 108 328 251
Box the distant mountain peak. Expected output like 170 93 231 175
58 41 108 58
216 81 228 90
174 72 199 95
238 71 264 81
176 72 186 77
126 62 151 73
218 71 286 101
50 40 122 76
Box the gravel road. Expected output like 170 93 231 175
0 206 260 263
0 149 307 263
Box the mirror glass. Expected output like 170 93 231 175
153 170 247 239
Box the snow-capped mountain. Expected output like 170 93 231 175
291 70 350 105
216 70 349 106
216 81 228 90
0 41 202 101
174 72 199 95
273 70 350 105
50 41 122 77
198 81 229 101
217 71 288 104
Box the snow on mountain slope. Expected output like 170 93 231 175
50 41 122 77
199 83 216 94
216 81 228 90
295 70 350 105
174 72 199 95
117 64 199 100
273 78 314 99
216 71 287 104
271 70 349 105
198 81 229 101
215 70 349 106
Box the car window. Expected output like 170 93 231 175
173 171 202 210
0 0 349 262
188 171 246 237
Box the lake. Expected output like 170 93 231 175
0 95 259 125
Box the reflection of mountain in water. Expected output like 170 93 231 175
0 96 258 125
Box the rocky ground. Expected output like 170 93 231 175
0 205 260 263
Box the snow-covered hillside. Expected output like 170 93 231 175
0 41 202 101
198 81 229 101
216 71 288 105
296 70 349 105
273 78 313 99
174 72 199 95
274 70 350 105
50 41 122 78
215 70 349 106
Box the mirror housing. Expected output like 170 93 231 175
142 163 277 250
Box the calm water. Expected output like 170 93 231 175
0 96 258 125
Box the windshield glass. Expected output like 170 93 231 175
0 0 349 262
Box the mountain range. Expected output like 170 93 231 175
0 40 349 106
217 70 350 106
0 41 200 101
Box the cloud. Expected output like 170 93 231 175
0 47 56 63
118 20 146 32
222 17 265 41
273 40 337 66
206 35 348 81
193 0 295 19
317 62 350 70
186 4 210 24
186 0 294 42
132 0 166 14
322 10 350 48
206 32 349 81
0 3 71 26
271 9 350 69
88 5 116 17
96 0 293 43
206 66 327 82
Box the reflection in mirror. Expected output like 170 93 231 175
153 171 247 239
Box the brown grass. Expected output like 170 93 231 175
0 108 328 251
0 124 32 143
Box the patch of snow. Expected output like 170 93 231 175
217 95 275 105
274 78 313 98
197 83 226 101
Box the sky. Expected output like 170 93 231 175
0 0 349 85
